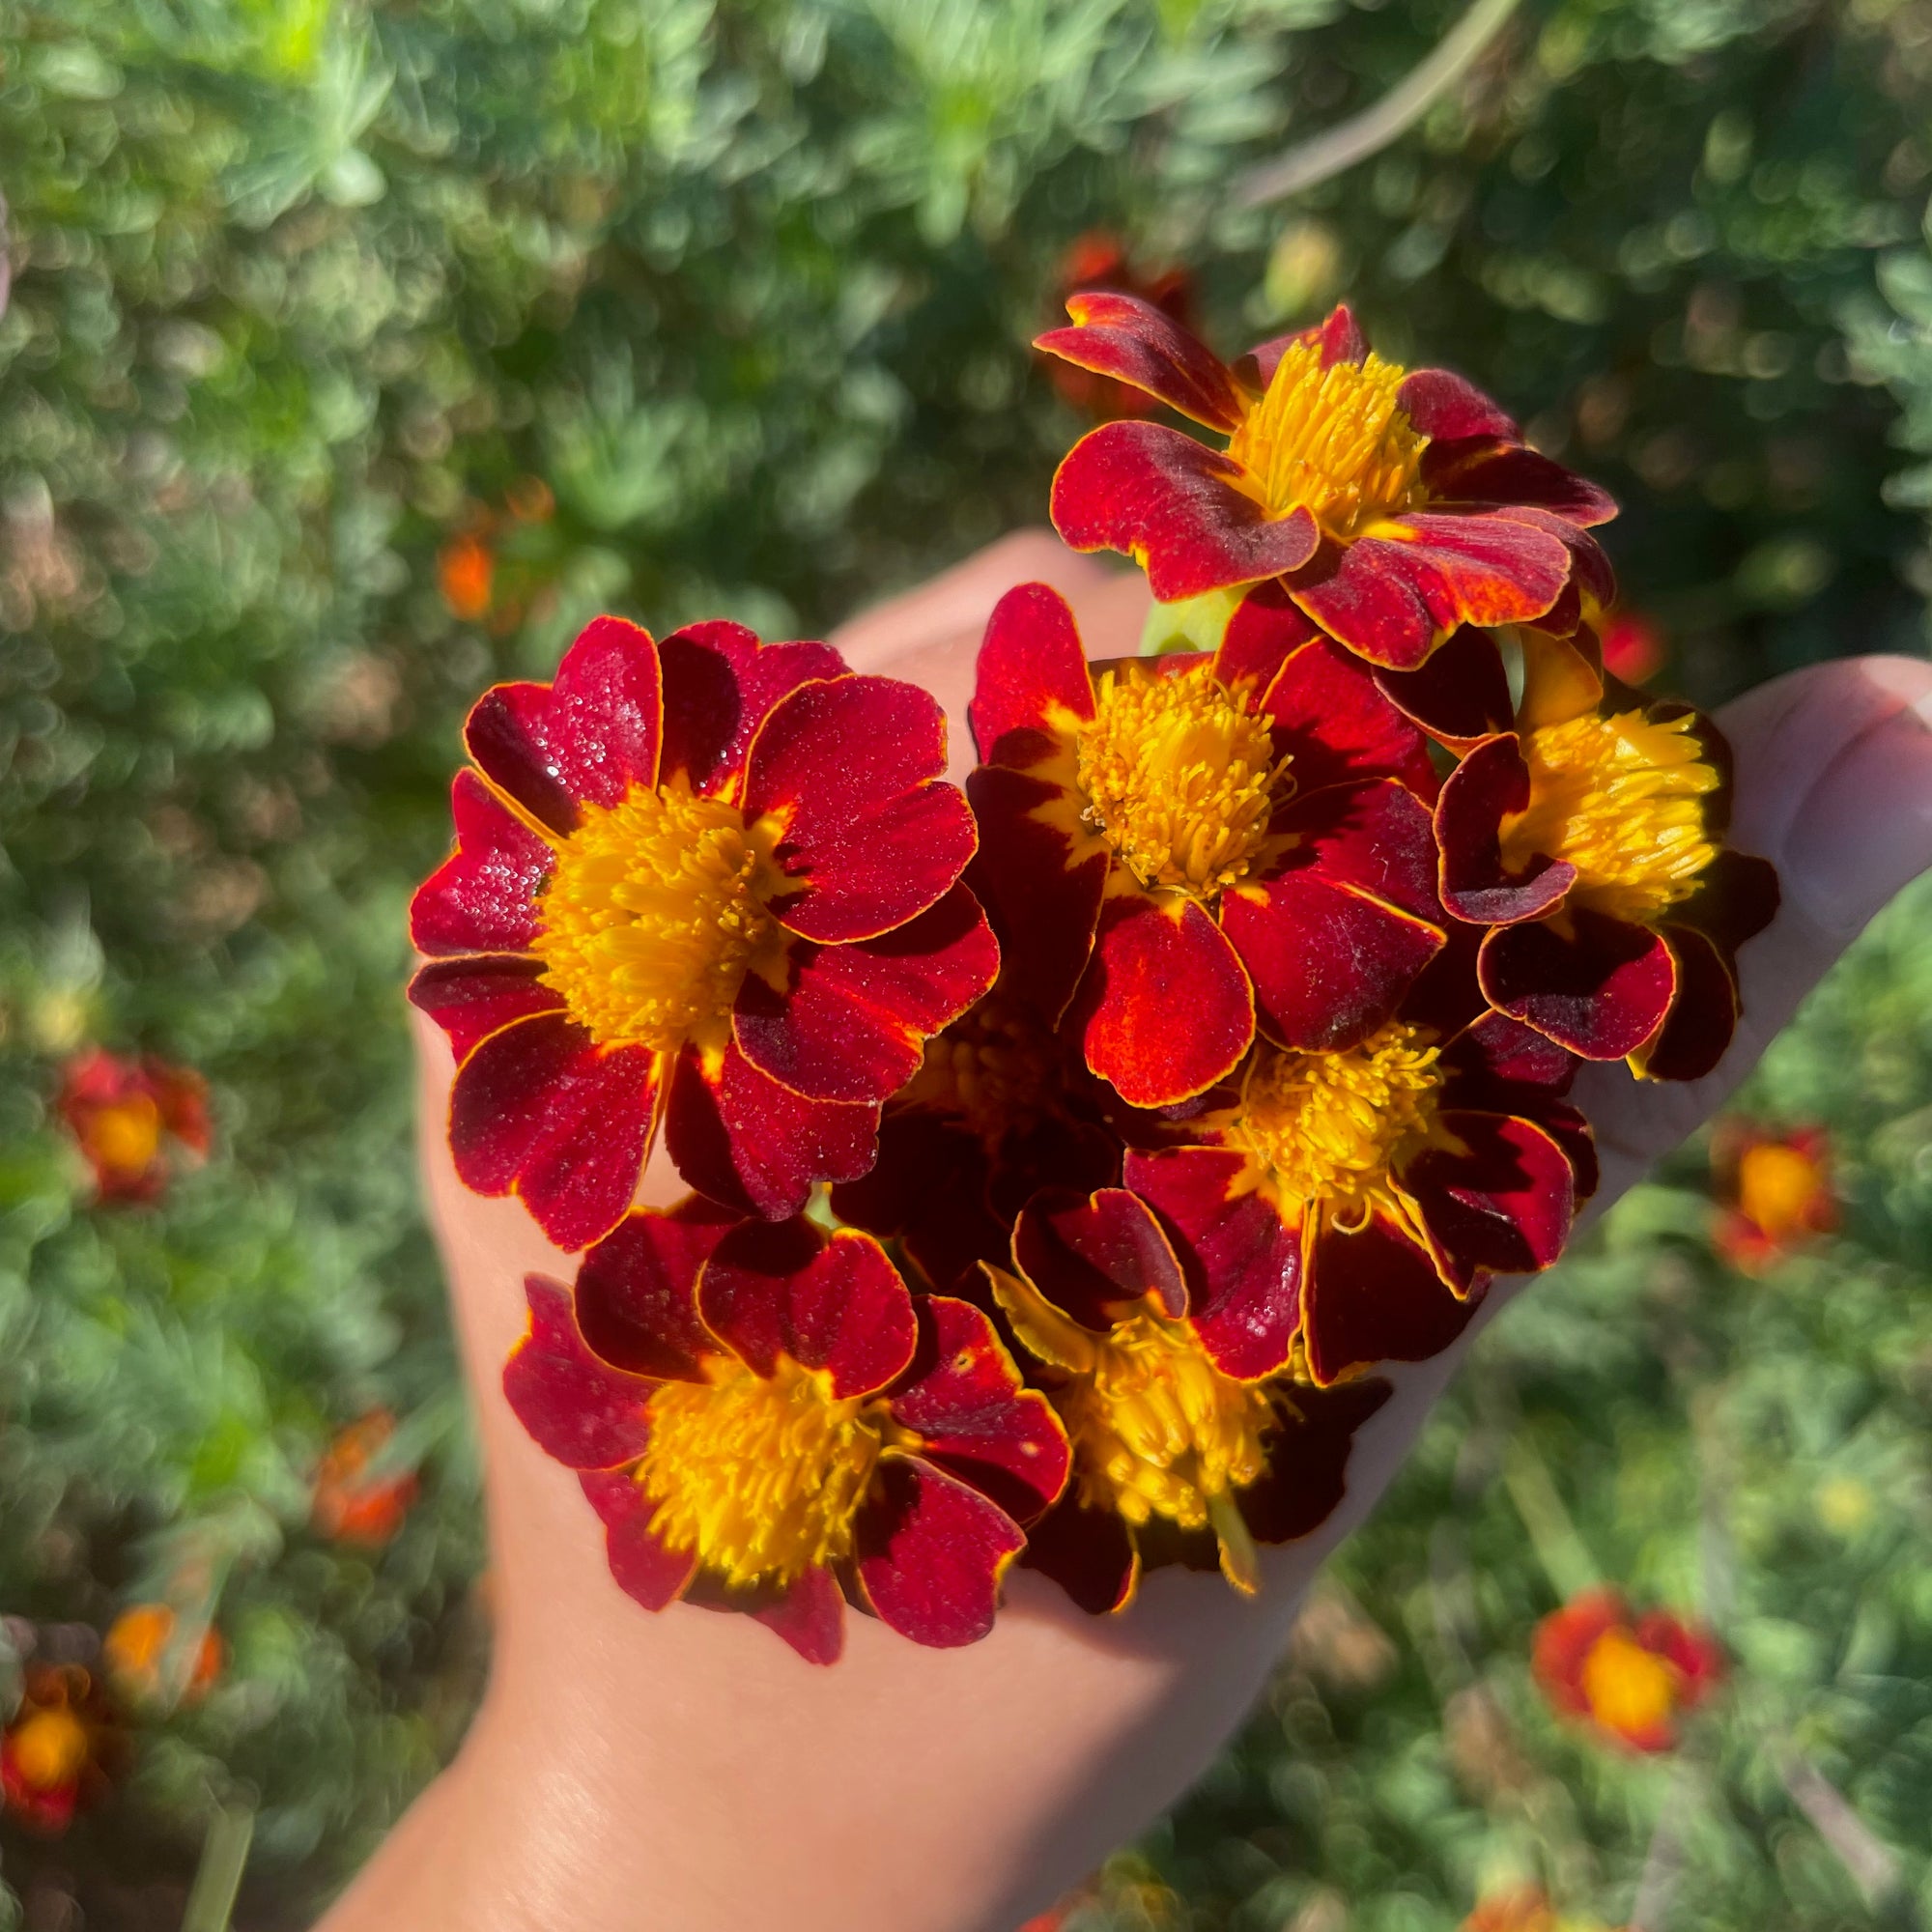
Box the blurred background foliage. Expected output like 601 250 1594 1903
1 0 1930 1921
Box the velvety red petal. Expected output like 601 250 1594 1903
1674 849 1780 954
1397 368 1520 442
699 1221 917 1400
1537 1097 1601 1203
1435 734 1577 924
1051 421 1321 603
888 1294 1069 1521
1479 914 1677 1062
1374 626 1514 752
828 1110 1007 1293
663 1042 877 1221
1036 291 1247 433
1020 1494 1139 1614
574 1200 735 1381
448 1013 662 1252
579 1471 698 1611
1302 1212 1481 1386
412 770 555 957
409 954 565 1064
1404 1110 1576 1279
1425 441 1618 528
464 615 663 832
1628 925 1738 1083
746 675 973 945
1124 1147 1301 1381
1075 891 1253 1106
1440 1007 1578 1100
969 581 1095 763
1237 1377 1394 1545
855 1455 1024 1649
1314 304 1367 367
502 1275 655 1470
1010 1184 1187 1329
657 620 845 797
1272 776 1443 922
1533 1589 1626 1712
752 1563 845 1664
733 885 998 1105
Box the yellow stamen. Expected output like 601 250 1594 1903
1219 1023 1442 1227
639 1354 890 1593
1226 337 1428 535
1074 663 1290 898
530 779 787 1055
898 995 1065 1148
1578 1628 1677 1738
1505 708 1719 925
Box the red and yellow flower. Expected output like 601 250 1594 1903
102 1604 224 1707
1037 298 1615 670
967 580 1445 1109
1429 627 1778 1075
313 1408 419 1547
1533 1588 1723 1752
411 613 997 1246
983 1185 1391 1611
1043 233 1196 421
56 1047 210 1205
502 1201 1069 1662
1712 1121 1836 1272
1 1665 118 1834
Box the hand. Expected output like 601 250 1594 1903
320 533 1932 1932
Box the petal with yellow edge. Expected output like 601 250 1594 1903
1301 1210 1483 1387
500 1276 654 1471
1035 290 1249 432
578 1469 698 1611
410 770 554 957
1477 911 1677 1062
656 620 844 795
408 953 565 1063
855 1456 1028 1649
572 1199 733 1382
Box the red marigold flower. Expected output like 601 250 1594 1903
410 614 997 1247
1598 609 1665 686
1126 969 1594 1387
313 1408 420 1547
102 1604 224 1707
1037 297 1616 670
501 1203 1069 1662
968 580 1446 1109
1429 627 1779 1077
1533 1588 1723 1752
1045 233 1196 420
56 1046 211 1205
1 1665 117 1834
1712 1121 1836 1272
982 1185 1391 1611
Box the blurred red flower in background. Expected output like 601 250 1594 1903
1044 232 1196 421
1713 1122 1837 1272
1597 609 1665 686
1 1664 119 1834
1533 1588 1723 1752
313 1409 420 1547
102 1604 225 1707
56 1047 210 1205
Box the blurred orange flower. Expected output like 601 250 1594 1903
438 528 496 620
313 1409 420 1546
1597 609 1665 686
1713 1122 1836 1273
1461 1889 1559 1932
102 1604 224 1707
1044 232 1194 420
1533 1588 1723 1752
56 1046 211 1205
1 1664 118 1834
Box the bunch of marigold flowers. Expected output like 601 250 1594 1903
410 297 1777 1662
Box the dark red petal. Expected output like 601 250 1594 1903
1374 626 1514 752
579 1471 698 1612
1272 776 1443 922
1290 515 1573 671
1673 849 1780 954
1404 1111 1576 1278
409 954 565 1065
969 581 1095 763
1076 892 1253 1106
1036 291 1247 433
1479 914 1677 1062
412 770 555 956
964 764 1108 1025
1237 1377 1394 1545
1050 421 1321 603
663 1042 877 1221
447 1013 661 1251
828 1110 1007 1293
855 1455 1024 1649
1537 1098 1601 1203
888 1295 1070 1521
1425 442 1618 528
502 1275 655 1470
699 1221 917 1399
733 885 998 1105
1397 368 1520 443
1435 734 1577 924
657 620 846 797
1439 1007 1578 1100
1314 304 1367 367
752 1564 845 1664
746 675 973 945
575 1201 736 1381
1020 1495 1139 1614
1214 580 1323 694
1010 1184 1187 1329
1628 925 1739 1083
464 615 663 832
1125 1147 1301 1381
1302 1212 1480 1385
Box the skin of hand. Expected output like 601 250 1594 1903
319 531 1932 1932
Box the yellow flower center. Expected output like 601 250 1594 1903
88 1096 162 1174
1074 663 1290 897
1578 1628 1678 1739
638 1354 889 1593
1737 1142 1823 1243
898 996 1065 1147
530 779 787 1055
9 1709 88 1791
1505 708 1719 925
1220 1023 1442 1227
1226 337 1429 535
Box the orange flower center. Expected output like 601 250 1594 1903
639 1354 892 1592
86 1095 162 1176
1220 1024 1442 1228
899 997 1065 1146
1226 337 1429 535
1073 663 1290 897
532 779 788 1056
1504 708 1719 925
1736 1142 1825 1243
9 1709 87 1793
1578 1628 1678 1739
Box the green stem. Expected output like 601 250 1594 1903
182 1804 255 1932
1502 1442 1600 1602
